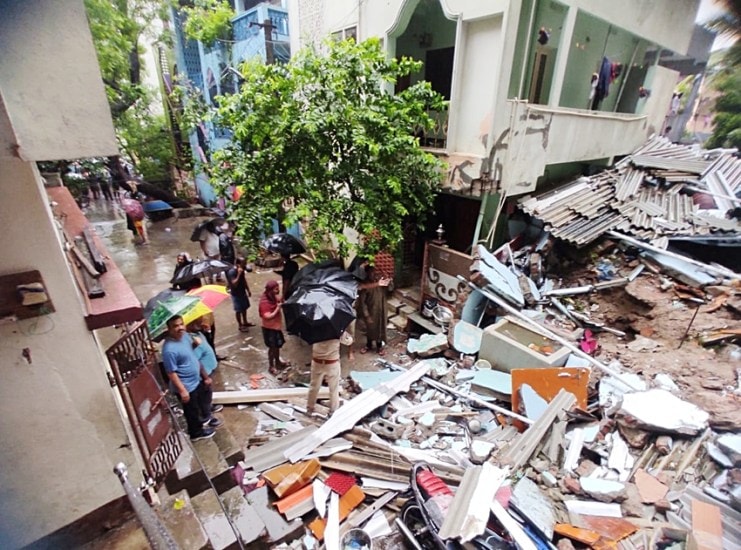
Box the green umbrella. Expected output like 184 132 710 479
146 295 202 340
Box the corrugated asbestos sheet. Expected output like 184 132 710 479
519 136 741 246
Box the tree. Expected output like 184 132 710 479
84 0 180 186
705 0 741 148
204 38 446 259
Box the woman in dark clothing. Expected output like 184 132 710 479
171 252 202 291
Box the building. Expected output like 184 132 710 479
289 0 706 255
166 0 291 205
0 1 185 547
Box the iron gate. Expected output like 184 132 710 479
106 320 182 483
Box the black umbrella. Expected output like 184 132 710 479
262 233 307 256
281 262 358 343
283 287 357 344
190 218 226 242
170 259 233 286
143 289 186 318
289 261 357 299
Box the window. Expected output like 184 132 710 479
332 26 357 42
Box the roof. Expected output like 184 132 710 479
518 136 741 247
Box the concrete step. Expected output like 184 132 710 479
191 488 239 550
158 489 210 550
395 286 421 310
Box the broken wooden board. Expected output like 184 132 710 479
263 459 321 498
213 387 328 404
511 367 589 418
308 485 365 540
274 484 314 520
689 499 723 550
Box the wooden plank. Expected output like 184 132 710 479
688 499 723 550
499 389 576 470
82 225 107 273
213 387 328 404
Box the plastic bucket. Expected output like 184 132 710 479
341 528 372 549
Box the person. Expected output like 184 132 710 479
218 223 236 265
189 314 224 362
98 173 113 201
358 265 392 355
280 253 299 300
199 222 221 262
199 221 221 283
307 331 353 416
227 257 253 332
259 280 290 374
161 315 223 441
171 252 202 291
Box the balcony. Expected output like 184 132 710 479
416 108 449 151
501 100 650 195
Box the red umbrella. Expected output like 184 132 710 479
121 198 144 221
187 284 230 309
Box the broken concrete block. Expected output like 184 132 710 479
655 435 673 455
579 477 626 503
541 471 558 488
617 422 652 449
598 373 647 409
562 476 582 495
716 433 741 466
617 389 709 436
634 469 668 504
470 440 495 464
370 419 404 441
620 483 646 518
575 460 598 478
511 477 556 540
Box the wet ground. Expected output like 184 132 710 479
85 199 407 547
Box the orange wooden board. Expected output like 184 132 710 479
309 485 365 540
511 367 590 415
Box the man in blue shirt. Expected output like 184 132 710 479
162 315 223 440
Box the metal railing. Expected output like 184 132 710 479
113 463 179 550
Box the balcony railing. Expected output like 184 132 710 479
416 108 449 150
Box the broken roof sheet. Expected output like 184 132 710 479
519 136 741 247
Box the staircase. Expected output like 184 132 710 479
387 285 423 332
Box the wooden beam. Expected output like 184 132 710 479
213 387 328 404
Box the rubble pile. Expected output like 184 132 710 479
211 137 740 548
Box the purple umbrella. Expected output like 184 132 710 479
121 198 144 221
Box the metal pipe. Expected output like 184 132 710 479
607 230 739 279
113 463 178 550
456 276 644 390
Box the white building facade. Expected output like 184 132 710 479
289 0 701 251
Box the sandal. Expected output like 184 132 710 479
377 348 386 357
359 347 369 354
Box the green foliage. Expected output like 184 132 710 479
117 102 175 184
706 62 741 149
203 38 445 259
182 0 235 46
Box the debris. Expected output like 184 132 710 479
618 389 709 435
510 476 556 541
213 387 329 404
634 469 668 504
579 477 626 503
438 463 506 542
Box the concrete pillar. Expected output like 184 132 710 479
548 5 577 107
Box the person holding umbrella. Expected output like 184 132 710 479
279 253 299 300
258 280 290 374
172 252 202 291
162 315 223 441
